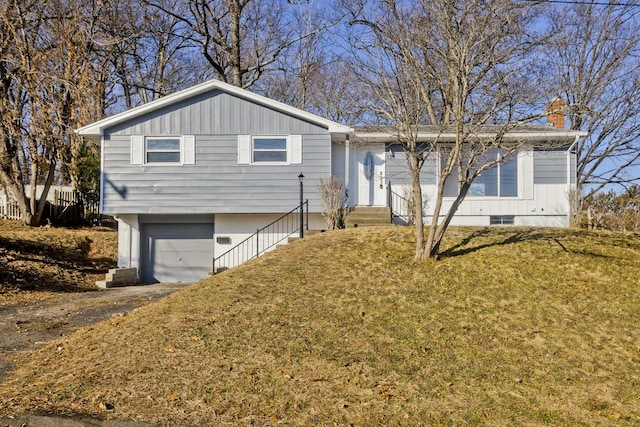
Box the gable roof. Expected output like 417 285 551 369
77 79 352 138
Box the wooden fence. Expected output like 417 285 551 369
0 190 100 225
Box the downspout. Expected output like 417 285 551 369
344 134 350 205
100 138 105 215
127 221 132 269
566 135 580 227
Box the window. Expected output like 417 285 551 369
130 135 195 165
253 137 287 162
146 137 181 163
499 154 518 197
442 148 518 197
490 215 515 225
237 134 302 165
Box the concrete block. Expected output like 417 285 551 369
96 268 137 288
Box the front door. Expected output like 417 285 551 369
356 144 386 206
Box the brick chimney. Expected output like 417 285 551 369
546 98 566 129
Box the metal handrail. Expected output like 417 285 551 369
387 182 412 225
213 200 308 273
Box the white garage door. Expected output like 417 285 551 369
141 223 214 283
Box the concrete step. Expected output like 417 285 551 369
345 219 390 227
346 212 392 220
345 207 391 228
350 206 391 214
96 268 137 288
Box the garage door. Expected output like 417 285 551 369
141 223 214 283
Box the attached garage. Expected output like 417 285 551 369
139 215 214 283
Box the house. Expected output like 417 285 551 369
77 79 586 284
353 124 585 227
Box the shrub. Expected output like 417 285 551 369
318 176 349 230
584 185 640 232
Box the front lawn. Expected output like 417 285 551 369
0 226 638 425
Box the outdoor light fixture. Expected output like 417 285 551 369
387 148 395 159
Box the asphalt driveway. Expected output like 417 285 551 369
0 283 187 382
0 283 191 426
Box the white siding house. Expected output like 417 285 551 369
77 79 586 283
354 127 584 228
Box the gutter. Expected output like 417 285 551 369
353 130 588 142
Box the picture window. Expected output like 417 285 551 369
442 148 518 198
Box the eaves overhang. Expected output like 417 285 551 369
352 127 588 143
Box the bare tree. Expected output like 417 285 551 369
0 0 62 226
256 25 328 109
304 58 368 125
99 0 200 108
0 1 30 222
545 3 640 197
349 0 554 260
143 0 340 89
0 0 104 225
258 46 365 123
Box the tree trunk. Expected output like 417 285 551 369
0 133 33 225
412 165 426 262
428 181 471 258
425 177 446 260
2 181 31 225
31 156 58 226
229 0 242 87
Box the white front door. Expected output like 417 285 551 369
356 144 386 206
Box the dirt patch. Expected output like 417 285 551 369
0 413 172 427
0 220 118 306
0 283 187 382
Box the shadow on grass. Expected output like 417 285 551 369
440 228 537 258
440 227 611 258
0 235 114 294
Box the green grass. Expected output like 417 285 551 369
1 226 639 426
